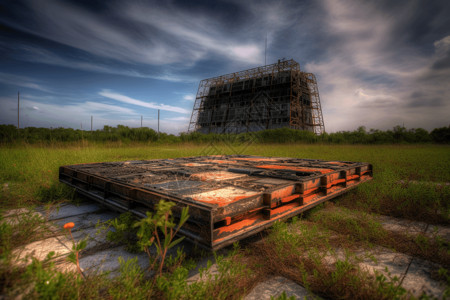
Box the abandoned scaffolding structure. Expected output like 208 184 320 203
188 59 325 135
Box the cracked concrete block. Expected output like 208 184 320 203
378 215 427 235
245 276 318 300
58 227 108 252
187 262 219 284
41 203 103 220
401 258 446 299
53 259 78 273
186 247 234 284
2 208 35 218
357 247 411 279
51 210 118 231
321 248 347 266
78 245 149 275
426 225 450 243
2 208 44 226
13 237 71 264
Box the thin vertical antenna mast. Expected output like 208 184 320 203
157 109 160 135
91 116 93 131
141 115 143 128
264 33 267 65
17 91 20 129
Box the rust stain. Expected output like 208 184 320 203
325 178 346 188
191 171 245 181
269 185 296 200
280 194 299 203
347 174 360 181
326 161 346 165
256 164 334 174
302 194 317 204
233 195 249 201
234 157 279 162
271 201 300 215
204 160 237 164
192 196 231 206
302 187 319 195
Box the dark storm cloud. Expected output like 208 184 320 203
407 91 445 108
302 0 450 131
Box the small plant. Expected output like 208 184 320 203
64 222 86 277
22 251 82 299
438 268 450 298
106 212 140 252
134 199 189 276
374 268 407 299
271 291 296 300
109 257 154 299
0 218 13 260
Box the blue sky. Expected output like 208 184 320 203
1 0 449 134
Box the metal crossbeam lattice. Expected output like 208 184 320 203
188 59 325 135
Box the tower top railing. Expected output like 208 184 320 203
199 59 300 87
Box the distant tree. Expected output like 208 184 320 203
431 126 450 143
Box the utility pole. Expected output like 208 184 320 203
91 116 93 132
157 109 160 135
17 91 20 129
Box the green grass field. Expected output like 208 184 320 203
1 142 449 299
1 142 449 222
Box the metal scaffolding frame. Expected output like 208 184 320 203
188 59 325 135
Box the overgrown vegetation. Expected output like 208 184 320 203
250 219 409 299
1 141 449 298
0 202 256 299
1 124 450 144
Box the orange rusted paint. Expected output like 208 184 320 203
256 164 334 174
326 161 346 165
271 201 301 215
193 195 252 207
302 187 319 195
204 160 237 164
233 195 249 201
280 194 300 203
302 194 318 204
217 216 258 234
324 178 347 188
191 171 245 181
347 174 360 181
269 185 296 200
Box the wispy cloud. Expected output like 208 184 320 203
182 94 195 101
0 72 51 93
165 116 190 122
0 94 191 133
99 90 190 114
11 45 197 83
3 0 267 67
125 3 263 64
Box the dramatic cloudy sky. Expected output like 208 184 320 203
1 0 449 134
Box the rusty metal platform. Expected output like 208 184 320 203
59 155 372 250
